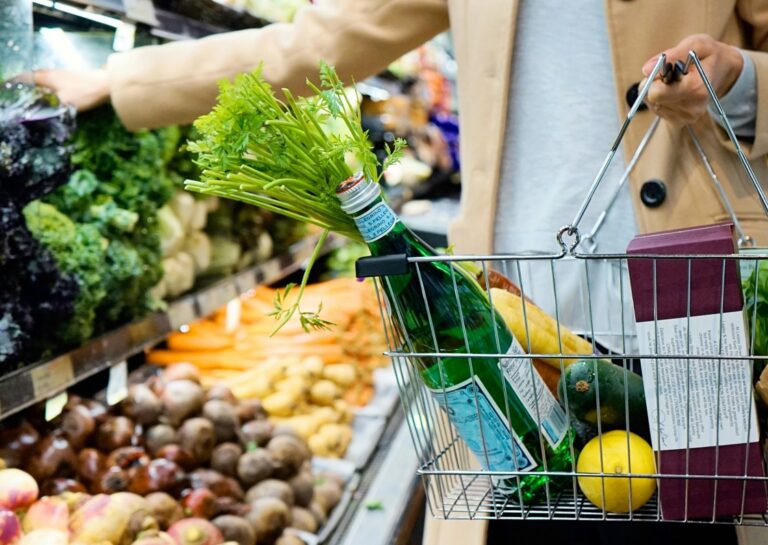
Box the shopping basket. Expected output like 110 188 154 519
357 51 768 525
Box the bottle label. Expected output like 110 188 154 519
354 202 398 242
429 377 536 473
499 338 568 450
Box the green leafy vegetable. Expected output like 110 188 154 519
743 260 768 357
187 62 404 331
23 201 107 346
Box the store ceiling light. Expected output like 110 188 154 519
33 0 123 28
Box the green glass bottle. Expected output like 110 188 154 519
337 173 575 502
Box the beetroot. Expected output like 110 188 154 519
0 469 38 510
96 416 135 452
61 405 95 449
155 445 195 472
0 508 21 545
167 518 223 545
181 489 217 519
106 447 150 470
123 385 163 426
0 423 39 468
77 449 105 484
161 381 204 427
24 435 77 481
128 459 185 496
40 478 86 496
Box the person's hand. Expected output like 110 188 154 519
640 34 743 126
33 68 110 112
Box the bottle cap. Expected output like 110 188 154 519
335 172 381 214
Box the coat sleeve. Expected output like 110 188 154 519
107 0 449 130
730 1 768 157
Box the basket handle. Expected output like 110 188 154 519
558 50 768 255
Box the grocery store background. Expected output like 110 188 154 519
0 1 761 545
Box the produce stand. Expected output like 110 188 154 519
0 233 342 421
0 3 460 544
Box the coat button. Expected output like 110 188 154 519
640 180 667 208
626 82 648 111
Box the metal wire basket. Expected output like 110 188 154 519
359 51 768 524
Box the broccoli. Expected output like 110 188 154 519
23 201 107 346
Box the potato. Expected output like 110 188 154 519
274 377 309 398
300 357 323 378
322 364 357 388
309 381 339 406
262 392 299 417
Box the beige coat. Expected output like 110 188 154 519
107 1 768 542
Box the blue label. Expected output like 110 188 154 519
431 378 536 473
354 203 397 242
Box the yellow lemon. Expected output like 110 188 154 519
577 430 656 513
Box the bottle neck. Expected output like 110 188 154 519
347 193 401 245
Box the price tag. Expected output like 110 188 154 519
224 298 242 333
31 355 74 399
113 21 136 52
236 271 256 293
122 0 158 25
168 299 196 330
107 361 129 406
220 282 238 303
261 258 282 282
45 391 68 422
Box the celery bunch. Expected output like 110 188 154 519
186 63 405 331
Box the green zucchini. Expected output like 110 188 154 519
558 359 649 440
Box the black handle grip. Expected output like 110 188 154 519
355 254 409 278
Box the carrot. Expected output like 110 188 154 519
166 333 234 351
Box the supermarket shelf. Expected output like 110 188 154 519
33 0 266 40
330 409 423 545
0 232 342 421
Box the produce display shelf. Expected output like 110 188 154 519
32 0 265 40
0 232 342 421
